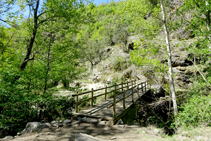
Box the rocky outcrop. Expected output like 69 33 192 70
0 136 13 141
21 122 49 133
75 133 108 141
171 51 193 67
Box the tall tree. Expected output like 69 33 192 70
123 0 179 116
160 0 178 116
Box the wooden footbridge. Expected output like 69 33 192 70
72 80 151 124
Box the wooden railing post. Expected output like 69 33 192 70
91 88 94 106
113 83 117 118
132 82 134 102
145 82 147 92
105 85 107 100
123 90 125 110
132 81 133 89
121 82 123 92
149 81 151 90
127 81 129 90
76 92 78 113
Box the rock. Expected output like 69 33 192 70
154 129 160 135
0 136 14 141
51 121 63 128
110 137 116 140
81 117 99 123
142 131 146 134
117 119 124 125
98 121 106 126
44 122 52 128
171 27 195 40
171 51 193 67
106 120 114 126
118 125 125 128
128 43 134 51
63 119 72 126
195 136 208 141
181 131 189 136
105 47 111 52
75 82 81 87
75 133 107 141
21 122 49 133
104 126 111 130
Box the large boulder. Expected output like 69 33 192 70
0 136 14 141
171 51 193 67
75 133 107 141
21 122 49 133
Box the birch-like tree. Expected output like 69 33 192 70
160 0 178 116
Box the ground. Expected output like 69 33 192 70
3 122 211 141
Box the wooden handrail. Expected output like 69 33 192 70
72 80 135 97
73 80 150 113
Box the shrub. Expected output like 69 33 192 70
177 95 211 127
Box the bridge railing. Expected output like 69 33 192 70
72 80 150 113
108 81 150 117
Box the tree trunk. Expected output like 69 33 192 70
160 0 178 116
206 0 210 31
20 0 39 71
43 33 52 95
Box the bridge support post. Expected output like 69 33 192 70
105 85 107 100
76 92 78 113
149 81 151 90
145 82 147 92
121 82 123 92
127 81 129 90
134 80 136 88
123 90 125 110
132 83 134 102
113 83 117 118
91 88 94 106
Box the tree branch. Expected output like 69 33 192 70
192 60 211 87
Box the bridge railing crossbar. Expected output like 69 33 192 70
72 80 150 114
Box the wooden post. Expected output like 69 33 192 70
123 90 125 110
149 81 151 90
141 83 144 94
113 83 117 118
132 81 133 89
91 88 94 106
121 82 123 92
145 82 147 92
76 92 78 113
132 83 134 102
105 85 107 100
127 81 129 90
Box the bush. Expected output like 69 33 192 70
177 95 211 127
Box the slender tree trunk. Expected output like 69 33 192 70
43 33 52 95
160 0 178 116
20 0 40 71
205 0 211 51
206 0 210 31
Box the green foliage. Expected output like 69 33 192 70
177 95 211 127
111 57 128 71
112 22 129 46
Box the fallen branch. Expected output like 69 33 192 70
192 59 211 88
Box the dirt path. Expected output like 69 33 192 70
7 123 165 141
2 121 211 141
